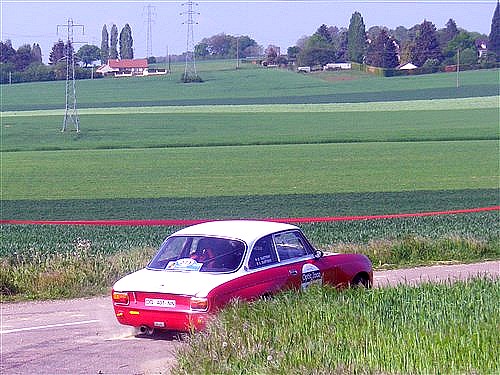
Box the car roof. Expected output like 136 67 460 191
171 220 299 244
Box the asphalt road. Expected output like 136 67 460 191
1 260 499 375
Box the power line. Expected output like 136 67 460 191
57 18 84 133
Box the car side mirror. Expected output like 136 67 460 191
313 250 323 259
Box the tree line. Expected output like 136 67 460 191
194 4 499 71
0 23 134 84
290 10 499 70
1 3 499 84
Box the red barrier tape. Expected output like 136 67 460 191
1 206 498 226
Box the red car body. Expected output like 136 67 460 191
112 220 372 333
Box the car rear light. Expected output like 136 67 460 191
113 291 130 305
190 297 208 312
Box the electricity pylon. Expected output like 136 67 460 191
144 4 156 58
57 18 84 132
181 1 200 82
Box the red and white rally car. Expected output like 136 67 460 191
112 220 372 333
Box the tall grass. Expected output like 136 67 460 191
1 211 498 300
174 278 499 374
0 244 156 299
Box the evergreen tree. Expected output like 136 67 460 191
110 24 118 59
412 20 442 66
100 24 109 64
119 23 134 59
49 40 66 64
489 1 500 60
31 43 42 63
443 19 459 44
316 24 333 44
366 29 398 68
347 11 367 63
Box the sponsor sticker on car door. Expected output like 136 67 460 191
301 263 322 290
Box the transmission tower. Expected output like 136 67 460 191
57 18 84 133
181 1 200 82
144 4 156 58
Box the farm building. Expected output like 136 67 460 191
96 59 167 77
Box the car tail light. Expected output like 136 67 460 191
113 291 130 305
190 297 208 312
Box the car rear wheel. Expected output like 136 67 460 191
351 273 371 288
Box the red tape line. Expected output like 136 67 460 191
1 206 498 226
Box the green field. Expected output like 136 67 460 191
1 62 498 374
2 65 499 217
2 62 498 111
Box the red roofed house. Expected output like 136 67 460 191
96 58 149 77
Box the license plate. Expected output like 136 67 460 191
145 298 176 308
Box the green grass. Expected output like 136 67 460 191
1 65 498 111
2 104 499 152
174 279 499 374
2 188 498 221
2 140 498 200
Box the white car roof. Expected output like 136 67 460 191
171 220 299 244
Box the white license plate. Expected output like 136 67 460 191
145 298 176 308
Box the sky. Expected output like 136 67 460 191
1 0 497 63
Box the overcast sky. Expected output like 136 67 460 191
1 0 497 63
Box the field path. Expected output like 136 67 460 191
1 261 498 375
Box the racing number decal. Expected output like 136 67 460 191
301 263 322 290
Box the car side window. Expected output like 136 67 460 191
248 235 278 269
274 231 310 261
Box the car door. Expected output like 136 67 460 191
272 230 323 290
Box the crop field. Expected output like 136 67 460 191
1 61 499 301
174 278 500 374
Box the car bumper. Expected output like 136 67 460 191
113 305 209 332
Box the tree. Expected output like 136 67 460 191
119 23 134 59
109 24 118 59
0 40 16 63
100 24 109 64
365 29 399 68
297 47 336 66
287 46 301 59
347 11 367 63
265 44 280 64
438 19 459 47
31 43 42 63
489 1 500 60
195 34 259 59
77 44 101 67
14 44 34 71
316 24 333 44
49 40 65 65
412 20 442 66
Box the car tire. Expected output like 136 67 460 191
351 273 371 288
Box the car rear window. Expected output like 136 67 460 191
148 236 246 273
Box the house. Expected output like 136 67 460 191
323 62 352 71
96 59 149 77
398 62 418 70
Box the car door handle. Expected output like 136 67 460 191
289 270 298 275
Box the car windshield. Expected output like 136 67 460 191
148 236 246 273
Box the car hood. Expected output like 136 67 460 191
112 268 238 297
